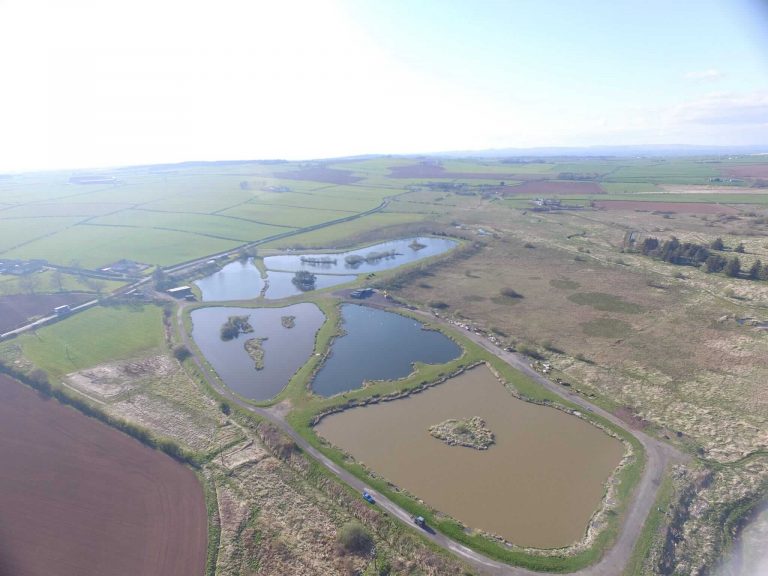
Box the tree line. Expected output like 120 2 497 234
638 236 768 280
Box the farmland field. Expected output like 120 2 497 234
0 292 94 333
4 304 165 378
0 373 207 576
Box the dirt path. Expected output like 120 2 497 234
178 300 685 575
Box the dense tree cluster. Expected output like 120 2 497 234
639 236 768 280
291 270 317 291
640 237 710 266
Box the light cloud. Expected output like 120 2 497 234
671 91 768 125
683 69 724 81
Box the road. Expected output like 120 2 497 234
176 300 685 575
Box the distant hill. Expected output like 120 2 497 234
429 144 768 158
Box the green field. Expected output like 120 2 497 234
260 211 425 249
90 209 291 241
3 225 243 268
7 304 164 377
0 270 125 296
0 217 83 252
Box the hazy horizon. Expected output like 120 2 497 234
2 0 767 172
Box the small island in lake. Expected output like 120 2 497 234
428 416 495 450
244 337 268 370
281 315 296 329
299 256 337 265
344 249 398 267
220 315 254 341
292 270 317 291
409 239 427 250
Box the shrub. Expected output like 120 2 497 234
172 344 191 361
517 344 543 360
219 401 232 416
500 287 523 299
337 521 373 554
427 300 449 309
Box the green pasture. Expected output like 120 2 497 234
248 191 367 212
604 160 721 183
0 202 135 218
90 209 289 242
308 184 396 203
0 217 82 253
220 202 352 228
441 159 554 174
3 225 241 268
140 189 256 214
6 304 164 378
260 212 425 249
550 161 623 175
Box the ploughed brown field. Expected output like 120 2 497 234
593 200 740 214
502 180 604 195
724 164 768 178
272 165 362 184
0 375 207 576
0 293 93 333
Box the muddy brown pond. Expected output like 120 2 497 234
315 365 624 548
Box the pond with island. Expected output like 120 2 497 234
194 237 457 301
315 364 625 549
190 303 324 400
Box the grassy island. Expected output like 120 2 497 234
428 416 495 450
244 337 268 370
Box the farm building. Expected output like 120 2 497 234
166 286 193 299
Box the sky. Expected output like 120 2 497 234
1 0 767 172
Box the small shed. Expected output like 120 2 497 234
166 286 193 299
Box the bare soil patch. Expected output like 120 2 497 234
66 354 176 399
273 166 362 184
0 374 207 576
503 180 604 195
0 292 93 333
593 200 740 214
723 164 768 178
